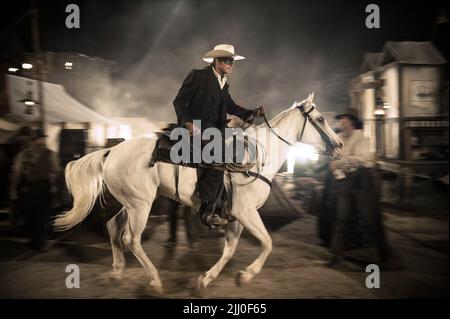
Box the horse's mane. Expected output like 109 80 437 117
260 107 295 128
244 102 300 133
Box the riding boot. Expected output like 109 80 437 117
199 201 228 228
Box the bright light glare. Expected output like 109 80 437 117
119 125 132 140
22 63 33 69
8 67 19 72
287 142 319 173
108 125 132 140
92 125 105 146
106 126 119 139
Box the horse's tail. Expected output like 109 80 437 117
53 149 110 231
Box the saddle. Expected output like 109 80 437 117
148 124 233 222
148 124 215 168
148 122 249 169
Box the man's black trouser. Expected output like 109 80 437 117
195 130 225 206
19 180 51 250
166 199 197 244
196 167 224 204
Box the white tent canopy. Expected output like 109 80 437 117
6 74 121 126
5 75 128 152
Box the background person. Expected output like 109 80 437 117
10 128 61 251
325 108 391 267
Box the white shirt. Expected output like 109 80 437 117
332 129 375 179
211 66 227 89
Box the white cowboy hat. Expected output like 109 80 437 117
202 44 246 63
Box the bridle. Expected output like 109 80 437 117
232 102 339 189
261 102 337 156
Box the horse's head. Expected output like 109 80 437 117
294 92 343 158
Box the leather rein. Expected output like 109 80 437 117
241 103 336 189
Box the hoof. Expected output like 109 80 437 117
235 270 252 287
196 273 208 295
109 268 124 280
150 280 164 296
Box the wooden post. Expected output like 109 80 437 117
31 0 46 131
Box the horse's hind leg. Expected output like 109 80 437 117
124 197 163 294
233 208 272 286
106 207 128 278
198 220 244 292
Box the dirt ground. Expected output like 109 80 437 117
0 204 447 299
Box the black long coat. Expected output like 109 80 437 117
173 66 253 130
318 167 391 260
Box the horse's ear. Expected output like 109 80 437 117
304 93 312 107
306 92 314 104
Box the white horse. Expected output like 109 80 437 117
54 93 342 294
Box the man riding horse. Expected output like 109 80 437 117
173 44 264 228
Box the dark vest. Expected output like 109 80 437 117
204 85 227 130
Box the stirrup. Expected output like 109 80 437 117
200 212 228 229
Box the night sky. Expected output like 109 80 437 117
1 0 448 121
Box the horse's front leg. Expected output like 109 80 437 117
234 207 272 286
197 219 244 292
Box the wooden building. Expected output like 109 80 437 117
349 41 448 207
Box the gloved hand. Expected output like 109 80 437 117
244 106 265 123
253 105 265 117
185 121 201 136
